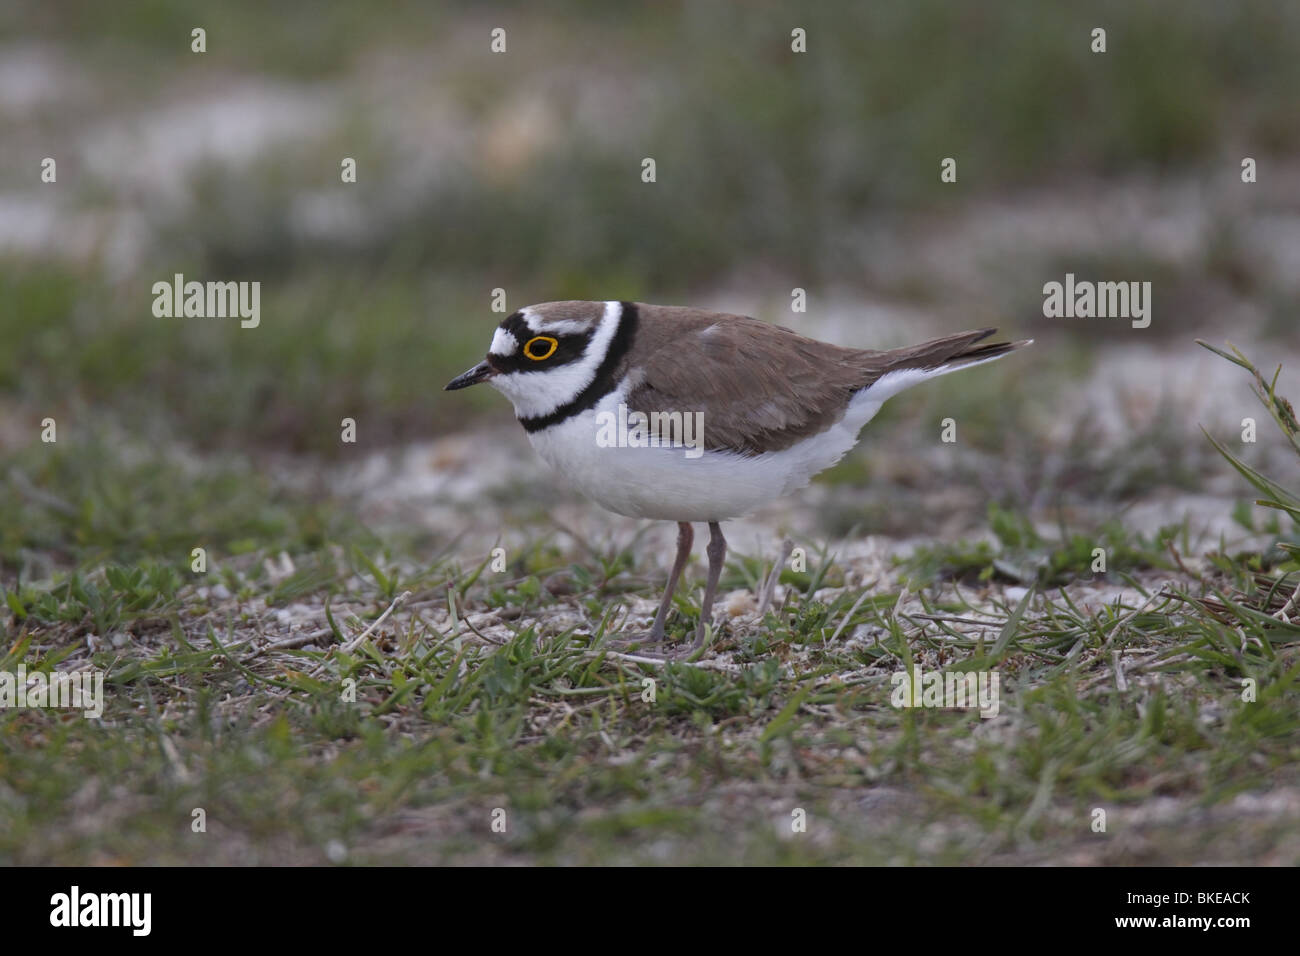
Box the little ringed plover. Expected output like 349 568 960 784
446 301 1029 648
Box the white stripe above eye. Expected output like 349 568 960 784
532 318 592 335
488 300 622 421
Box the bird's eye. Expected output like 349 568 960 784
523 336 558 361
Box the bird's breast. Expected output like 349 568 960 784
522 391 882 522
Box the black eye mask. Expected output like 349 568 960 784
489 312 589 373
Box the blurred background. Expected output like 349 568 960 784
2 0 1299 577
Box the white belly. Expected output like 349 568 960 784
527 389 886 522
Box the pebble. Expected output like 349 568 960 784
543 572 575 596
724 590 756 618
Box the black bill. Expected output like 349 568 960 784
444 360 496 391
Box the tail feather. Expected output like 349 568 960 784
851 329 1032 403
877 328 1032 375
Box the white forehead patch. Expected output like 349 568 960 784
533 318 590 335
520 305 596 337
489 327 518 356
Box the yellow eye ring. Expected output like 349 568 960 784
523 335 558 361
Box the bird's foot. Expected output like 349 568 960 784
607 617 722 657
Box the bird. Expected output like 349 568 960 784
446 301 1030 650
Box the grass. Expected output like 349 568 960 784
0 265 496 457
5 338 1299 864
901 503 1184 587
0 432 372 573
3 326 1298 864
3 470 1299 863
1198 339 1300 529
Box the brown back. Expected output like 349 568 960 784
623 304 1020 456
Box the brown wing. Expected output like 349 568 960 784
623 308 877 456
624 305 1021 456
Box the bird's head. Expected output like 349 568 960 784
444 300 626 422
